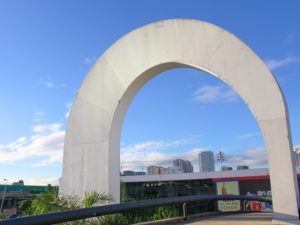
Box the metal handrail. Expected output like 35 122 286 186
0 194 272 225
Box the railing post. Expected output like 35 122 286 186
182 202 187 221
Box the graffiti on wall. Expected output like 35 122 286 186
243 190 272 212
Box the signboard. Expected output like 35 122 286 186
216 181 241 212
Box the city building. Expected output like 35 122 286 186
12 180 24 186
122 170 135 176
173 159 193 173
147 166 166 175
134 171 146 176
294 147 300 167
122 170 146 176
198 151 215 172
0 182 58 217
221 165 233 171
237 165 250 170
121 168 290 213
165 167 178 174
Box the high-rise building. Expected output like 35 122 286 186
198 151 215 172
165 167 178 174
173 159 193 173
147 166 166 175
294 147 300 167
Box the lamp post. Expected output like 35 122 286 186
216 150 225 171
0 179 8 213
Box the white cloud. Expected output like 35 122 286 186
237 132 261 140
265 56 298 70
44 81 54 88
121 138 206 171
225 148 268 168
38 76 67 89
121 138 269 172
25 177 59 186
0 123 65 166
33 151 63 167
40 76 54 88
84 56 97 64
32 123 62 133
192 85 239 103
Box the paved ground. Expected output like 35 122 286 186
175 213 272 225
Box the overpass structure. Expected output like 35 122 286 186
121 167 300 183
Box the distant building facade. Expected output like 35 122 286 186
198 151 215 172
237 165 249 170
294 147 300 167
134 171 147 176
12 180 24 186
147 166 166 175
221 165 233 171
122 170 146 176
122 170 135 176
165 167 178 174
0 182 58 218
173 159 193 173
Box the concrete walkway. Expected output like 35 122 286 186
175 213 272 225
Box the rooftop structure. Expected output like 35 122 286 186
237 165 250 170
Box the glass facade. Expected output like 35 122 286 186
124 179 215 213
125 179 215 200
124 177 300 213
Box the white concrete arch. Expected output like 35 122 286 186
60 19 299 223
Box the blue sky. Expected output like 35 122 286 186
0 1 299 185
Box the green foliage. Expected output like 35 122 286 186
96 214 129 225
18 190 123 225
122 205 181 224
17 186 182 225
120 182 181 223
0 214 6 220
153 205 178 220
19 199 34 216
20 190 112 217
54 195 81 210
120 182 134 203
30 190 60 215
83 191 112 208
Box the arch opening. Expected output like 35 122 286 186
118 66 267 173
119 67 269 204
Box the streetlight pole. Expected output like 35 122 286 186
0 179 8 213
216 150 225 171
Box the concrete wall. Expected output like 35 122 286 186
60 19 299 223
